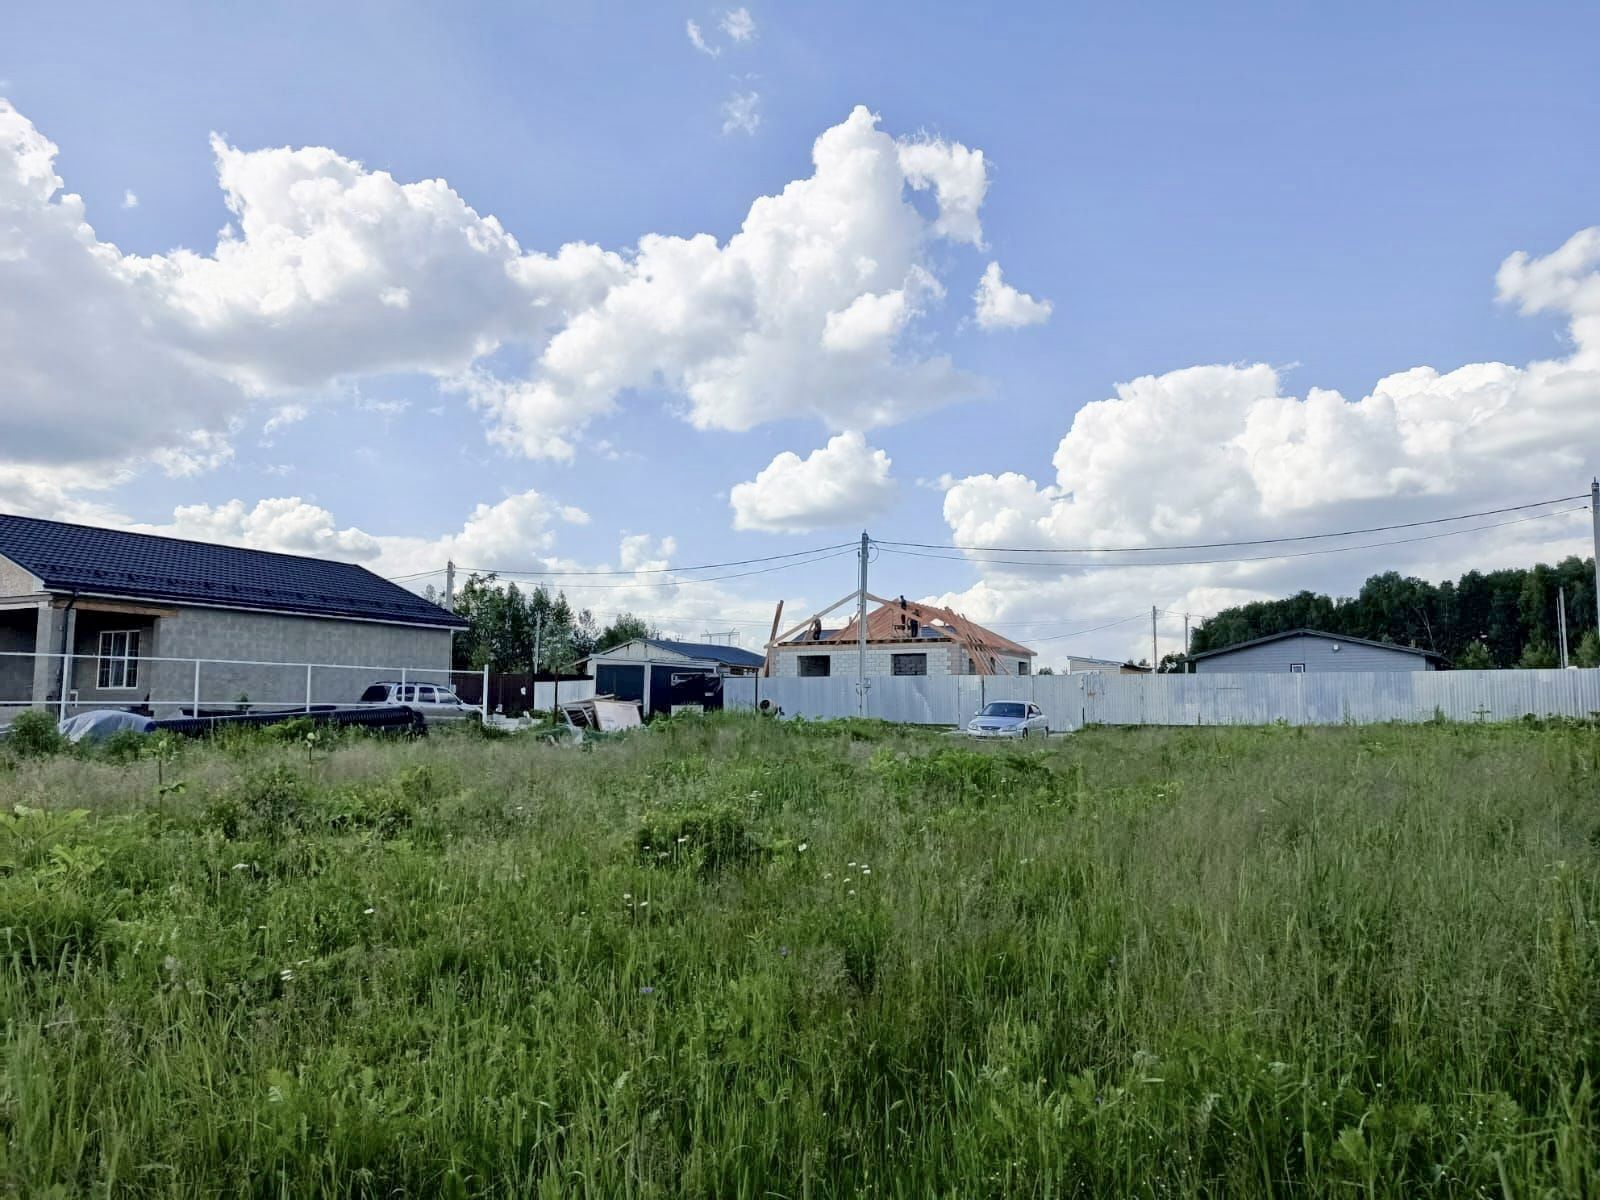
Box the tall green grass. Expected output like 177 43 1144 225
2 716 1597 1196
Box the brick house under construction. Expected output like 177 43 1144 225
766 594 1036 678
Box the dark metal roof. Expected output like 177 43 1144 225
1187 628 1443 662
643 638 766 668
0 514 466 629
601 633 761 672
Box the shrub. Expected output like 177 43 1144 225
98 728 150 764
637 803 767 877
232 764 310 835
5 710 67 759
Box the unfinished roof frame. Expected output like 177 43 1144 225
764 588 1033 677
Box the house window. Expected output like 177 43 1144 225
891 653 927 676
798 655 831 677
97 630 141 689
1289 663 1306 673
1018 660 1030 675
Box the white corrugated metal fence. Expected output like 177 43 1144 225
730 669 1600 729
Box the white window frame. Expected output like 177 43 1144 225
1289 662 1306 673
97 629 141 690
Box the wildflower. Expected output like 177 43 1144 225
861 867 871 876
848 861 857 868
823 872 833 880
639 986 655 995
363 907 375 915
847 889 857 896
677 835 689 844
623 893 632 900
797 842 809 852
639 900 650 908
778 945 790 958
279 968 295 982
232 862 249 871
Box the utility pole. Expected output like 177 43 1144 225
1151 605 1158 672
445 560 456 611
533 612 544 678
857 530 870 716
1591 478 1600 644
1558 585 1570 668
1183 612 1191 671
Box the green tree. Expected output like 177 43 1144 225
1574 629 1600 669
596 613 655 653
1516 637 1557 669
1453 640 1494 670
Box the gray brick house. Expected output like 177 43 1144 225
0 514 466 718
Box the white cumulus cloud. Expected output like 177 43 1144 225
973 261 1052 329
730 432 897 531
121 188 138 209
0 99 1000 490
931 225 1600 665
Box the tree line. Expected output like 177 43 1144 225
1182 556 1600 669
425 575 656 673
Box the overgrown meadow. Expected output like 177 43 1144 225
2 714 1598 1197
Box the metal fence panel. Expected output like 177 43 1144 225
728 668 1600 728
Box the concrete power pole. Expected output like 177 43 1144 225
445 560 456 611
1151 606 1159 672
1558 585 1570 668
1184 612 1192 673
857 530 870 717
1592 478 1600 644
533 612 544 677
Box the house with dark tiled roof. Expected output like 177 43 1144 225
0 514 465 717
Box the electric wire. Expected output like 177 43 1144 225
874 494 1588 556
453 541 856 579
873 504 1590 571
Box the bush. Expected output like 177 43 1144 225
232 764 310 835
637 803 768 877
4 710 67 759
98 728 150 764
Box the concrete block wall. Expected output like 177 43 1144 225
150 607 454 714
0 553 39 596
42 606 454 716
773 642 962 678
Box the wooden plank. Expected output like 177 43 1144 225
762 601 783 677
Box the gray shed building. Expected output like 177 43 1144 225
0 514 466 718
583 637 764 717
1188 629 1442 674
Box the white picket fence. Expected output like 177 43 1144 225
728 669 1600 730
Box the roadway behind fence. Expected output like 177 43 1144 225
728 669 1600 729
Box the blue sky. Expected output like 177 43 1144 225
4 2 1599 658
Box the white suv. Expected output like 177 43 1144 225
359 681 478 722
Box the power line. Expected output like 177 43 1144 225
1033 613 1150 643
875 494 1588 556
454 541 856 579
452 546 861 591
874 504 1590 571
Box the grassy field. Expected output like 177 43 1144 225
2 715 1598 1197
